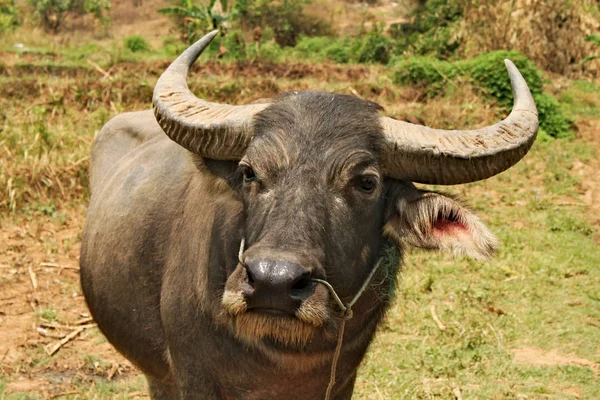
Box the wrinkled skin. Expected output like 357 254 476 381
80 92 497 399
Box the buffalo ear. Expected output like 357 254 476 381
384 191 498 260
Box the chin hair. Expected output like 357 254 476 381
221 290 332 348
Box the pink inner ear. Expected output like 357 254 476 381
432 218 469 235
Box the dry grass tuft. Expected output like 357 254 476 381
459 0 600 76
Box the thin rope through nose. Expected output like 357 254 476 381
311 259 382 400
236 238 382 400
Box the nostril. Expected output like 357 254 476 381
292 278 310 291
291 278 316 299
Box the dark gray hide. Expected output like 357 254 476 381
80 33 537 400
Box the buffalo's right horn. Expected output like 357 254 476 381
380 60 539 185
153 30 269 160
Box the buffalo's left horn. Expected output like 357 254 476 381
153 30 269 159
380 60 538 185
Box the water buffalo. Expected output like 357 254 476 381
80 31 538 399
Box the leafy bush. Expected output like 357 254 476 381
247 39 284 62
202 29 284 62
460 51 544 108
234 0 330 47
391 51 573 139
159 0 230 44
294 36 336 55
162 36 187 57
294 33 392 65
124 35 151 53
391 55 459 96
28 0 111 32
390 0 463 57
0 0 19 32
351 30 393 64
324 41 351 64
533 93 573 140
579 34 600 66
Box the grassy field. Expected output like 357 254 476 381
1 2 599 399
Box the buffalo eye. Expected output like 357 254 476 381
240 163 256 184
356 175 378 194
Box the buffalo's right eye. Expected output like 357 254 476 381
357 175 378 194
240 164 256 184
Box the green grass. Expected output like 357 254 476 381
559 80 600 120
355 138 600 399
1 29 599 398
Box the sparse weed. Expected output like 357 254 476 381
124 35 150 53
36 307 58 322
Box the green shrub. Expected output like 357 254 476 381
390 0 463 57
294 36 336 57
579 34 600 66
203 29 283 62
533 93 573 140
324 41 351 64
391 56 459 96
124 35 151 53
0 0 19 31
233 0 330 47
247 39 283 62
351 30 393 64
391 51 573 139
159 0 230 44
28 0 111 32
162 36 187 56
460 51 545 108
216 30 248 60
293 32 392 65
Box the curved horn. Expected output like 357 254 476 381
380 60 538 185
153 30 269 159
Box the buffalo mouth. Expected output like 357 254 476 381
222 263 331 347
249 308 295 318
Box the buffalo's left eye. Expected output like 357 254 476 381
357 175 378 194
239 163 256 184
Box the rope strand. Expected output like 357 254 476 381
237 238 383 400
312 259 383 400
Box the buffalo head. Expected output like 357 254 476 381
152 31 538 350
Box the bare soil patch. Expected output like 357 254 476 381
0 210 141 397
512 347 600 375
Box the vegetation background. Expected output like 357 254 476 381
0 0 599 398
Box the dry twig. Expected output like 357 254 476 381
36 327 63 339
40 262 80 271
486 304 506 315
87 59 113 80
107 362 119 381
430 303 446 332
74 316 94 325
128 391 149 398
44 324 95 356
28 265 38 290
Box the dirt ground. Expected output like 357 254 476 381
0 208 141 397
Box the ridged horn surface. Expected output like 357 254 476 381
380 60 539 185
152 30 269 159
